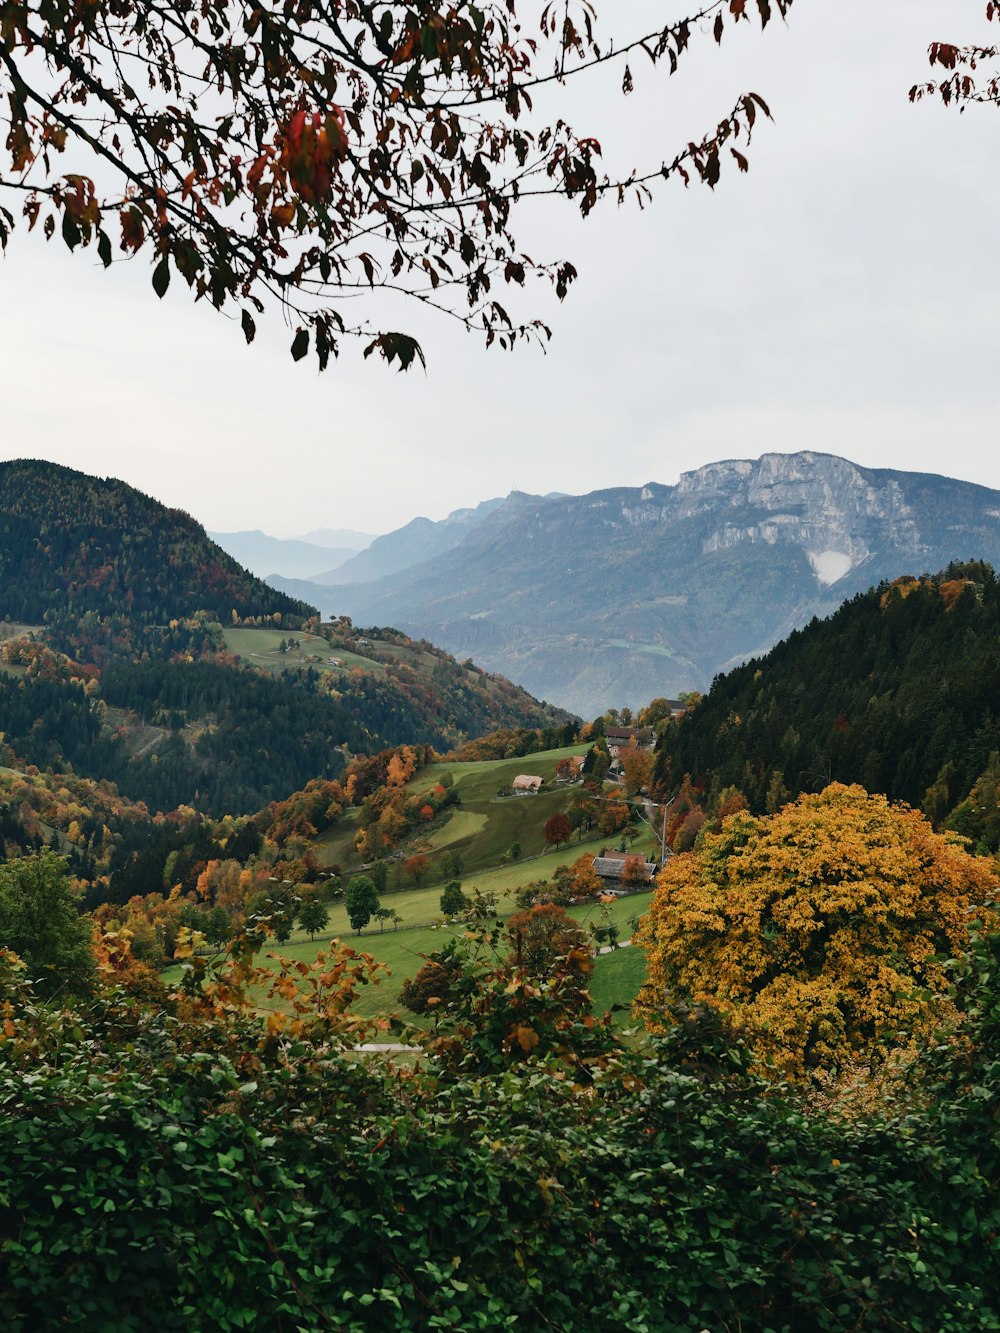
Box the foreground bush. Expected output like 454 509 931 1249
1 925 999 1330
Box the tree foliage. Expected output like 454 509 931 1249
5 915 1000 1329
636 783 1000 1079
0 850 95 997
910 3 1000 112
654 565 1000 825
439 879 468 917
0 0 794 368
345 874 379 933
543 810 571 849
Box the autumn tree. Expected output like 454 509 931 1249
0 1 794 370
405 853 430 888
505 903 592 982
635 784 1000 1080
621 854 651 893
543 811 572 850
620 741 654 797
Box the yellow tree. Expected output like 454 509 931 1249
620 741 654 798
635 783 999 1079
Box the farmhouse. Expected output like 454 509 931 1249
511 774 543 794
592 851 658 887
605 726 656 758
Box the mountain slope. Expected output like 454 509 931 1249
309 494 514 586
313 453 1000 715
0 460 317 624
653 561 1000 822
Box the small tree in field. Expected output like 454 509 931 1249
406 854 430 888
544 812 572 851
440 881 469 918
346 876 380 935
298 895 329 942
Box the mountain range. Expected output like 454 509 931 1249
267 452 1000 716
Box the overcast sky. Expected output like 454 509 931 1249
1 0 996 538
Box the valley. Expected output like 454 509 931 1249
4 456 1000 1331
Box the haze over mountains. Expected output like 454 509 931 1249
266 452 1000 716
207 527 375 581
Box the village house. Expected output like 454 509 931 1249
605 726 656 758
511 774 543 794
592 850 658 888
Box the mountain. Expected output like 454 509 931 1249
0 460 316 624
653 561 1000 841
303 453 1000 716
302 494 513 587
207 529 358 580
294 526 374 549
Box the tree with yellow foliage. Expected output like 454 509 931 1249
635 784 999 1079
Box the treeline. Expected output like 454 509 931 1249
453 722 579 761
655 563 1000 834
0 666 347 816
0 459 314 624
43 611 230 670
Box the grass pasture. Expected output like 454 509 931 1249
162 890 654 1023
312 743 650 889
222 626 384 676
589 946 648 1027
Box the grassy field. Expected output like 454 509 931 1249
222 626 385 676
162 890 654 1022
312 743 660 890
589 947 648 1027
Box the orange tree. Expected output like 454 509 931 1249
0 1 794 370
635 783 1000 1079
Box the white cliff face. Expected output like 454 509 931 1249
657 451 931 585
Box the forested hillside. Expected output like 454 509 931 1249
0 637 572 818
655 562 1000 836
0 460 316 623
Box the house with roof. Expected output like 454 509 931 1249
605 726 656 758
511 774 542 794
592 850 658 888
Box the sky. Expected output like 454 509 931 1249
1 0 997 538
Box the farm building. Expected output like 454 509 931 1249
592 851 658 886
605 726 656 758
511 774 543 793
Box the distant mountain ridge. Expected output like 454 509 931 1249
311 494 513 586
207 529 359 581
286 452 1000 715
